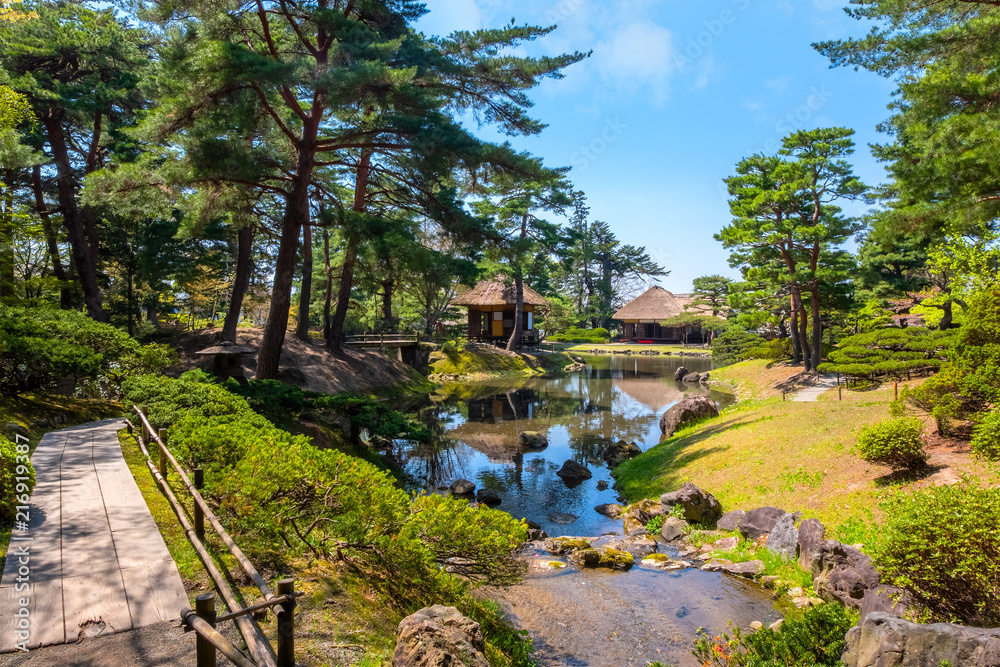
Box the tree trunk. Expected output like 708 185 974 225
789 296 802 364
322 228 333 343
327 153 371 353
256 138 317 378
32 165 72 309
296 222 313 341
0 172 15 302
506 270 524 352
794 289 812 372
43 112 104 321
327 236 359 353
810 286 823 369
222 225 252 343
381 277 393 323
146 302 159 327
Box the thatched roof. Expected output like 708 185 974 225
451 280 550 307
612 286 686 321
673 294 715 317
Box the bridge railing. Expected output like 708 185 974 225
344 332 421 344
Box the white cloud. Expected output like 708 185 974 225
764 75 793 94
593 22 677 106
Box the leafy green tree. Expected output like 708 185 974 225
0 3 151 321
710 324 766 367
687 275 732 317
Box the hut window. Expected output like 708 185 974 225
527 312 533 330
494 311 503 320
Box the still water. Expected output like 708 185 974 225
391 353 780 667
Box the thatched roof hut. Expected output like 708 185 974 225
451 280 549 307
612 286 685 321
451 280 549 346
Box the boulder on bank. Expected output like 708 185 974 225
682 372 704 384
622 499 663 536
660 516 689 542
765 513 799 560
449 479 475 496
842 612 1000 667
556 459 592 483
737 507 786 540
519 431 548 449
718 509 746 532
544 537 592 555
393 605 489 667
811 540 881 609
797 518 826 571
674 366 688 382
721 560 766 579
660 483 723 525
602 440 642 467
659 396 720 438
605 534 658 557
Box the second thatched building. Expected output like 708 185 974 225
612 286 712 343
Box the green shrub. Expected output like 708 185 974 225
970 410 1000 461
0 436 35 523
743 338 792 361
872 479 1000 626
547 327 610 343
646 514 664 535
121 376 526 599
711 325 767 367
0 306 175 397
856 417 927 470
692 603 856 666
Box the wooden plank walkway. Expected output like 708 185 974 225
0 419 189 653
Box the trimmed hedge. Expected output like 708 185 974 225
121 376 527 598
856 417 927 471
818 327 953 382
547 327 609 343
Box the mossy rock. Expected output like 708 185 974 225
641 553 673 563
569 547 634 571
543 537 592 555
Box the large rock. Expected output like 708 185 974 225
717 509 745 532
797 518 826 571
737 507 786 540
674 366 689 382
682 372 704 384
568 547 634 571
859 586 908 625
660 483 723 525
660 516 689 542
449 479 475 496
556 459 592 482
547 512 579 525
605 534 658 557
602 440 642 467
595 503 626 519
659 396 720 438
765 513 799 560
622 499 663 536
2 423 28 440
720 560 766 579
842 612 1000 667
811 540 881 609
519 431 548 449
544 537 592 555
475 489 501 506
393 605 489 667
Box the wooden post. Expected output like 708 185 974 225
141 405 149 420
837 373 840 386
276 578 296 667
195 593 217 667
895 382 899 400
157 428 168 479
194 468 205 539
839 386 842 401
125 421 133 435
782 391 786 402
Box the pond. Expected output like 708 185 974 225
390 353 780 667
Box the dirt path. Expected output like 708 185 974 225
791 374 839 402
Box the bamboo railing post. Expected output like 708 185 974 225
276 578 295 667
141 405 149 419
194 468 205 539
157 428 168 479
839 386 843 401
196 593 217 667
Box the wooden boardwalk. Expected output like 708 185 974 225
0 419 189 652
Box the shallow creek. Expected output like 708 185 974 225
391 354 780 667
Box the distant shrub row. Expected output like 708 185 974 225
547 327 609 343
122 375 527 600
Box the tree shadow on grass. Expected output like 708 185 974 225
873 463 945 487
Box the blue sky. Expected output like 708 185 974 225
415 0 896 293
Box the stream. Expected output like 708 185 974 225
390 353 781 667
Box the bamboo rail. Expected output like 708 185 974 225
131 406 300 667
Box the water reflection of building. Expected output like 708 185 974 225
467 388 540 422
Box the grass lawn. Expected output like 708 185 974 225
567 343 708 355
614 359 993 536
430 344 575 379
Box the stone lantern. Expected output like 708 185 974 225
194 341 258 384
